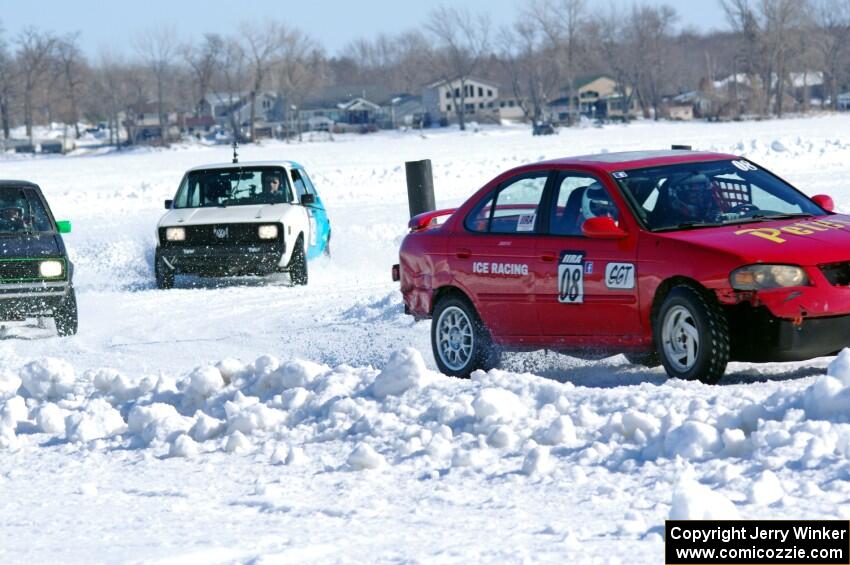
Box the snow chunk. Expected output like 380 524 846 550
828 349 850 385
665 421 721 460
749 470 784 505
215 358 245 384
372 348 428 398
225 430 252 454
285 446 307 466
669 479 740 520
473 388 525 422
522 446 555 476
128 403 194 444
186 366 225 401
19 358 75 400
189 412 225 442
771 140 787 152
255 359 325 394
544 416 577 445
0 369 21 399
486 425 518 449
1 396 28 426
348 443 386 470
65 398 127 442
169 434 199 458
37 403 67 434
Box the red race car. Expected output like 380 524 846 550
394 149 849 383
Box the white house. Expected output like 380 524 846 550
422 77 500 123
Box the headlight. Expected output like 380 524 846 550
258 224 278 239
730 265 809 290
39 260 63 278
165 227 186 242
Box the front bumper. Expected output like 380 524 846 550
728 305 850 362
0 281 71 318
158 244 284 276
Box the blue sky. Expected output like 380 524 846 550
1 0 728 57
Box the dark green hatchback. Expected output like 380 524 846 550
0 180 77 336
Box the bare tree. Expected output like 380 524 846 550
56 33 86 138
16 27 56 144
527 0 586 124
498 21 560 123
812 0 850 110
631 4 679 120
276 30 325 141
216 38 250 141
0 23 16 140
426 6 491 131
134 25 178 142
240 21 284 142
184 33 223 117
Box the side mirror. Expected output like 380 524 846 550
164 199 173 209
300 193 316 205
56 220 72 234
812 194 834 213
582 216 627 239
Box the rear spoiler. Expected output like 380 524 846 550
408 208 456 232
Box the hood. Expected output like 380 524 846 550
657 214 850 265
159 204 293 227
0 233 61 258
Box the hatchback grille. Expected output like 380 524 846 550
821 261 850 286
160 223 282 246
0 258 65 282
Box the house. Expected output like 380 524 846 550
422 77 500 124
198 92 282 129
497 96 526 121
124 100 182 141
548 75 638 122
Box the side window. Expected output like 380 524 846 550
465 173 548 234
23 190 52 232
291 169 308 200
299 170 318 195
550 173 619 236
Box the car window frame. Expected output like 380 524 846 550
463 170 556 236
538 169 621 239
0 186 57 235
171 166 295 209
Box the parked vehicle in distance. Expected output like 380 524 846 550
0 181 77 336
532 122 556 136
155 160 330 288
394 149 848 383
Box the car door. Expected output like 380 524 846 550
449 171 552 339
292 168 330 259
536 171 641 339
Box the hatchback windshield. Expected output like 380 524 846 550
0 188 53 234
615 160 826 231
173 167 292 208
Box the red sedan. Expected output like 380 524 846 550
394 150 848 383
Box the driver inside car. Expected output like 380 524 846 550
666 173 720 224
261 171 285 202
578 182 618 225
0 206 26 232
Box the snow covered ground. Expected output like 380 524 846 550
3 116 850 562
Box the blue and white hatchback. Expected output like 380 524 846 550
155 160 330 288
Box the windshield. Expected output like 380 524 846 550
614 160 826 231
0 188 53 235
173 167 293 209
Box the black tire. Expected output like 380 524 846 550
431 295 500 378
289 237 308 286
155 253 175 289
55 287 78 337
654 285 729 384
624 350 661 367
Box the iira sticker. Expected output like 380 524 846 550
612 171 628 179
558 250 585 304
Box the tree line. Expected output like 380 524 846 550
1 0 849 144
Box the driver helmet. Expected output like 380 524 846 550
670 173 713 220
581 182 616 220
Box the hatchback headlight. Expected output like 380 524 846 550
258 224 278 240
731 265 809 290
165 227 186 241
39 260 63 278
